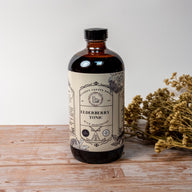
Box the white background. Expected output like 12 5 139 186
0 0 191 124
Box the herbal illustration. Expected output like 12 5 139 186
108 71 124 93
70 138 89 151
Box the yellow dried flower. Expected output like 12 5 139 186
124 72 192 153
164 114 173 127
169 125 178 132
179 92 192 102
146 93 153 100
164 78 169 85
182 133 189 146
155 139 167 153
156 111 164 119
167 136 174 144
179 76 184 82
176 85 183 91
171 72 177 80
173 101 187 112
170 92 175 97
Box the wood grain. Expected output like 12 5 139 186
0 125 192 191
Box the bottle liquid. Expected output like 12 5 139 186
68 28 124 163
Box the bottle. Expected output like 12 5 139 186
68 28 124 163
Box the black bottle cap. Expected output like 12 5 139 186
84 28 108 40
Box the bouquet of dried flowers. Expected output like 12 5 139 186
124 73 192 153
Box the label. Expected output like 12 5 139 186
68 71 124 152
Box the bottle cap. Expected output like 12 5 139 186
84 28 108 40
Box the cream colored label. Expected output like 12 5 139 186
68 71 124 152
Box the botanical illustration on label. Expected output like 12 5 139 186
68 71 124 152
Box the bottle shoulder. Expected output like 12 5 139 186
68 48 124 73
106 48 124 64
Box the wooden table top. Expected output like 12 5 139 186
0 125 192 192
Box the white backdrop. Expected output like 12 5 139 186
0 0 191 124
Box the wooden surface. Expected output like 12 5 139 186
0 125 192 192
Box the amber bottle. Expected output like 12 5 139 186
68 28 124 163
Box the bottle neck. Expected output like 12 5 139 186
86 40 106 53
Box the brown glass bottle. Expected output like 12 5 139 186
68 28 124 164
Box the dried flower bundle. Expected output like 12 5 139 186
124 73 192 153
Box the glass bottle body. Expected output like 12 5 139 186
68 40 124 164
